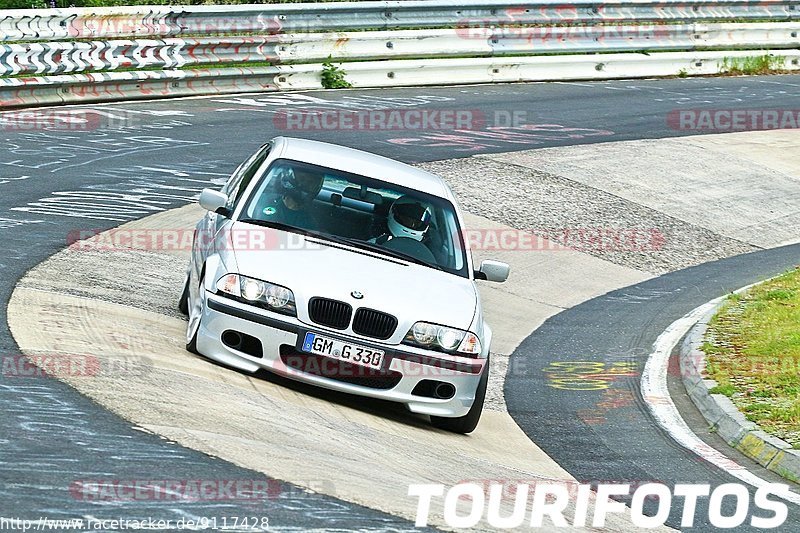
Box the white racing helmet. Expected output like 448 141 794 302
387 195 432 242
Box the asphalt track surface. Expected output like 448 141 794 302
506 243 800 531
1 75 799 528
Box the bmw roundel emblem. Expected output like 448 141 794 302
351 290 364 299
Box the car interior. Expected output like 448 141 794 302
242 161 466 275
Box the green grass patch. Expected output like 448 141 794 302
703 267 800 446
719 54 786 75
183 60 274 70
709 383 736 397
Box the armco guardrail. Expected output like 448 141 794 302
2 0 799 41
3 23 800 77
1 0 799 108
4 50 800 108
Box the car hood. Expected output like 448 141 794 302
230 222 478 339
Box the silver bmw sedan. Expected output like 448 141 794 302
179 137 509 433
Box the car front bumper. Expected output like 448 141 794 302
196 292 487 418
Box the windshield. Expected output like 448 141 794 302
239 158 469 277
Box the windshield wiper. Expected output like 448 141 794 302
238 218 324 240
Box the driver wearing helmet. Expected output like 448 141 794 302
372 195 432 244
372 195 439 265
258 166 324 229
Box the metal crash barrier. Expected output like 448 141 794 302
1 0 798 106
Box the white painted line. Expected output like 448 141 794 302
641 293 800 506
549 81 600 87
756 79 800 88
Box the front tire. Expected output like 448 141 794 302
430 360 489 434
178 273 190 315
185 271 205 355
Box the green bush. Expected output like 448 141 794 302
320 59 351 89
0 0 48 8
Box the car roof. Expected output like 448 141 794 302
273 137 452 199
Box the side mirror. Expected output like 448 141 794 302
475 260 510 283
199 188 228 214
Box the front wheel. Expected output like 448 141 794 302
430 361 489 434
185 272 205 354
178 273 190 315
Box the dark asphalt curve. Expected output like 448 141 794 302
506 244 800 531
1 74 798 528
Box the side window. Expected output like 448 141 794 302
225 144 271 211
221 162 245 197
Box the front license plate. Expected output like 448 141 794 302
302 332 384 370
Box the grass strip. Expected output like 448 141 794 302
704 266 800 447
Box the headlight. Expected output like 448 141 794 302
265 284 292 308
241 278 264 301
411 322 438 346
216 274 296 316
404 321 482 357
